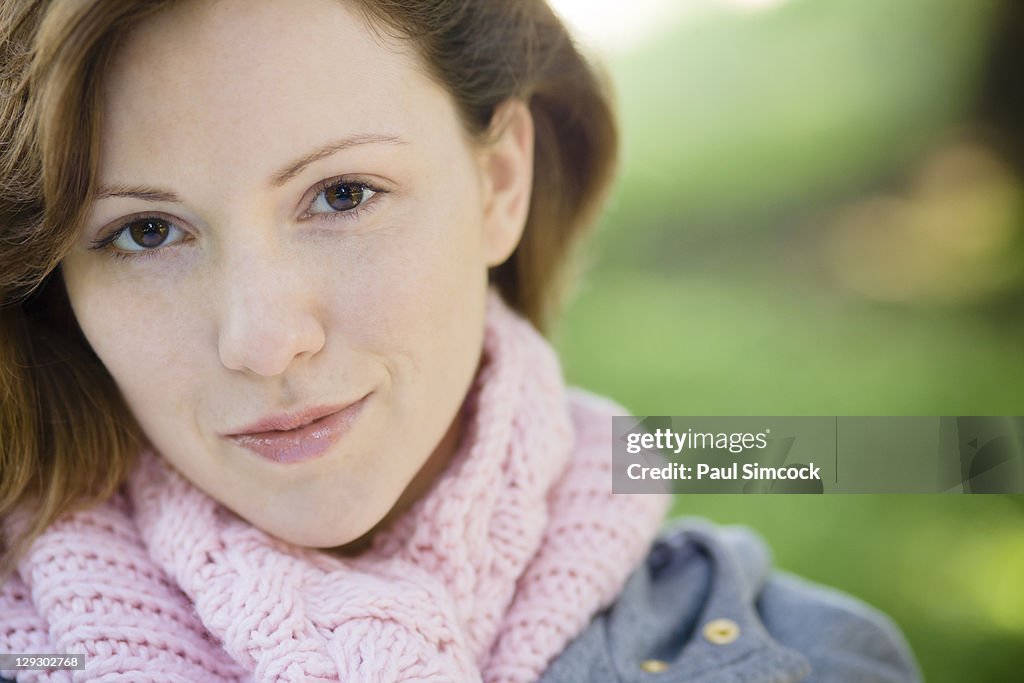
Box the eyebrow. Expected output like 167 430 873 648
271 133 407 187
94 185 182 202
93 133 407 202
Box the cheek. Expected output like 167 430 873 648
336 164 489 354
61 262 206 415
337 177 490 421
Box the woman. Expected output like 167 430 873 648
0 0 920 681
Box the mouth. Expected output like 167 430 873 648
223 395 369 464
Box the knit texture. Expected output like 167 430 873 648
1 291 669 682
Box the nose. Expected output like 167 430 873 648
216 249 327 377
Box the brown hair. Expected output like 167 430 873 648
0 0 618 578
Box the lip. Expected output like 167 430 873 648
223 395 369 464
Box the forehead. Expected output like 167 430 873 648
100 0 448 183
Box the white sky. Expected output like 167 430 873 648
548 0 791 54
547 0 691 54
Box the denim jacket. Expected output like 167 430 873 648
539 518 922 683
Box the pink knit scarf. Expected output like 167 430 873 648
1 291 668 682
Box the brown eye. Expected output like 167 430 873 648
107 217 187 253
309 181 377 216
128 218 171 248
324 183 363 211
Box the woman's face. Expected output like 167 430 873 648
60 0 532 547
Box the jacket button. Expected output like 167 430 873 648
702 618 740 644
639 659 669 673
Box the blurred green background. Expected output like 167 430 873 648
552 0 1024 680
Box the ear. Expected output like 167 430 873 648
478 98 534 267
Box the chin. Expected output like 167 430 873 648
243 510 377 549
283 527 365 550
